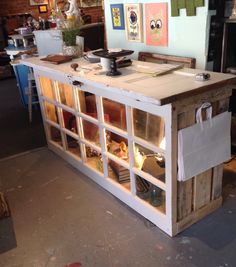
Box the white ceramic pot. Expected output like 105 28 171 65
100 57 111 72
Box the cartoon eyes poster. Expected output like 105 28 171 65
145 3 168 46
124 4 143 42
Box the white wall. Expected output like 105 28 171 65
104 0 211 69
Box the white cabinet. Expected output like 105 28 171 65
35 71 173 235
22 57 235 236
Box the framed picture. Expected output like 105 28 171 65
38 5 48 13
124 3 143 42
145 3 168 47
80 0 102 8
110 4 125 30
29 0 48 6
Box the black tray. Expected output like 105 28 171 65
92 49 134 76
93 49 134 59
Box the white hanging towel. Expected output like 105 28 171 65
178 102 231 181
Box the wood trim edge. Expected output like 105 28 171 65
175 197 222 235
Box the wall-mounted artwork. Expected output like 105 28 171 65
171 0 205 16
38 4 48 13
110 4 125 30
145 3 168 47
124 3 143 42
80 0 102 8
29 0 48 6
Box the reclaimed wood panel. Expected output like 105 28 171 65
177 180 193 220
212 164 224 200
192 98 227 211
193 169 212 210
177 197 222 233
138 52 196 68
177 109 195 221
174 86 232 113
211 98 230 201
171 108 178 234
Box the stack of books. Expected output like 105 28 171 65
109 161 130 183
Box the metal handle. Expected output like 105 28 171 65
72 80 83 86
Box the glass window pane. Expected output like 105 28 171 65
62 110 77 133
134 143 165 183
39 76 55 100
107 131 129 163
108 159 130 191
79 93 98 119
103 98 127 130
135 175 165 214
77 90 86 113
48 125 62 147
82 120 100 146
43 101 59 124
85 146 103 173
58 82 74 108
65 134 80 159
133 108 165 147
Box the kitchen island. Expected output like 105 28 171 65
21 56 236 236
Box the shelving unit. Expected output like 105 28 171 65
21 57 236 236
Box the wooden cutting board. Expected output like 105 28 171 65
41 55 73 64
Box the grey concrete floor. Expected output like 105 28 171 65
0 148 236 267
0 78 46 159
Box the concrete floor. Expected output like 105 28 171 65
0 148 236 267
0 78 46 158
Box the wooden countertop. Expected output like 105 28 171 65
20 56 236 106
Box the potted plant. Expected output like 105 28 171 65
62 16 83 57
62 27 80 47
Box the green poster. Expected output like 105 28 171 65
171 0 179 16
195 0 205 7
186 0 196 16
178 0 186 9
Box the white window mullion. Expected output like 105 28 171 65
95 96 108 178
126 106 136 195
52 81 67 150
75 87 87 163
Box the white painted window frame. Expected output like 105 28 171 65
34 69 174 236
